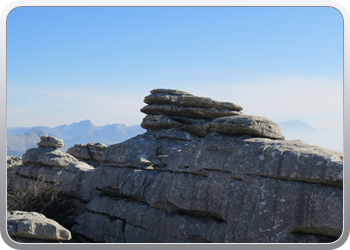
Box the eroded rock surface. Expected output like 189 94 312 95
7 211 71 242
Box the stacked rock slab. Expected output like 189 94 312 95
140 89 284 139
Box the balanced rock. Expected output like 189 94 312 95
205 114 284 140
7 211 71 242
37 135 64 148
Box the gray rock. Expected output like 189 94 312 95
67 145 91 160
205 114 285 139
150 88 193 96
67 142 107 163
141 104 243 119
7 211 71 241
37 135 64 148
162 133 343 186
22 147 78 168
102 130 194 169
144 92 243 111
79 194 226 243
72 211 125 243
141 114 210 137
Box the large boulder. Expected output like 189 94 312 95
7 211 71 242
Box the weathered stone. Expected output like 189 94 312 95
81 195 226 243
7 211 71 241
87 142 107 161
141 114 183 131
162 133 343 186
205 114 284 139
102 130 194 169
67 143 107 163
66 161 95 173
150 88 193 96
72 211 125 243
144 92 243 111
141 104 243 119
67 145 91 160
22 147 79 168
37 135 64 148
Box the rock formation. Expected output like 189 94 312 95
7 89 343 243
140 89 284 139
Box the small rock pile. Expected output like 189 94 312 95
141 89 284 139
22 135 78 168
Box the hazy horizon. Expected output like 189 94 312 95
7 7 343 130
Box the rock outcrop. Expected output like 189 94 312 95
7 89 343 243
7 211 71 243
140 89 284 139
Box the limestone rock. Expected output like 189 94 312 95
102 129 196 169
141 114 209 137
151 88 193 96
7 211 71 241
67 142 107 167
144 91 243 111
22 147 79 168
162 133 343 186
37 135 64 148
67 145 91 160
205 114 285 139
141 104 243 119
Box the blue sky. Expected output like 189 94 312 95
7 7 343 129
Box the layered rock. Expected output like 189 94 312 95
7 211 71 242
66 142 107 167
22 136 78 168
141 89 283 140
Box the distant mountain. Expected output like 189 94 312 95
277 120 343 152
7 120 146 157
7 128 68 157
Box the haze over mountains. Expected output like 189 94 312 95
7 120 146 157
7 119 342 157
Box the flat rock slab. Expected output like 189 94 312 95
37 136 64 148
7 211 71 241
205 115 285 139
141 104 243 119
144 92 243 111
151 88 193 96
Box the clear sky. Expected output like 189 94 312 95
7 7 343 129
